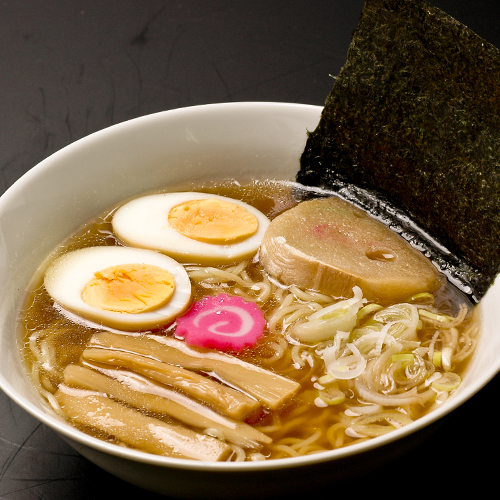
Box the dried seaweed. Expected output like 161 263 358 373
297 0 500 301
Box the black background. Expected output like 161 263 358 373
1 1 499 498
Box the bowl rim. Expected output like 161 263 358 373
1 101 498 472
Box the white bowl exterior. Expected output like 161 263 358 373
1 102 499 496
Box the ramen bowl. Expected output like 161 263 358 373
0 102 499 498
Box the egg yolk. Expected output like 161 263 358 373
168 198 258 244
82 263 176 314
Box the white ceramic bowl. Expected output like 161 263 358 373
1 102 499 498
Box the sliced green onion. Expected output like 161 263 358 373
374 303 416 323
387 321 409 338
391 353 415 364
292 288 364 343
321 306 348 320
335 365 350 372
317 387 346 405
318 373 336 385
404 292 435 304
441 346 453 371
418 309 453 323
373 303 419 341
357 303 384 323
431 372 461 392
432 350 442 367
350 323 382 341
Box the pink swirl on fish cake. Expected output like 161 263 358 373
175 294 265 351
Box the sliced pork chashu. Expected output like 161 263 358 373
259 196 439 304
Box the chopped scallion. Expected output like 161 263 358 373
431 372 461 392
418 309 453 323
317 387 346 405
391 353 414 364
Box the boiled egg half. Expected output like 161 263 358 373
111 192 270 264
44 246 191 331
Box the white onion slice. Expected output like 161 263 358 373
291 287 366 343
326 343 367 380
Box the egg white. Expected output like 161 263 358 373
44 246 191 331
111 192 270 265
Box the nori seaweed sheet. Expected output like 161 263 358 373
297 0 500 302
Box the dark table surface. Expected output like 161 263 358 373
1 1 499 498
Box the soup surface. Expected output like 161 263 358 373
20 179 479 462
